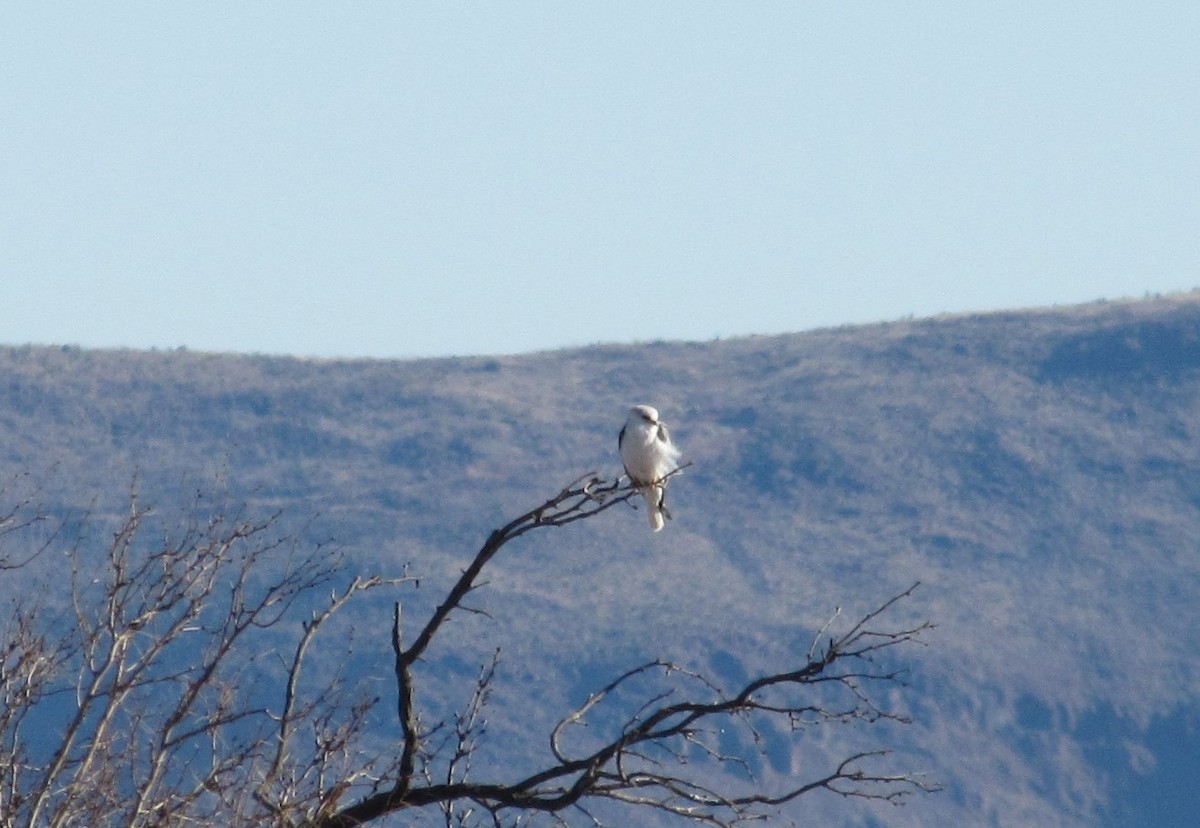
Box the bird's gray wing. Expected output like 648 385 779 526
617 424 635 478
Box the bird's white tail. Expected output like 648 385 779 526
642 485 666 532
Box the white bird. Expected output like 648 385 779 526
618 405 682 531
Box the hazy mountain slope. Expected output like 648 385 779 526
2 293 1199 826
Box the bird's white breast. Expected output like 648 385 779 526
621 423 675 483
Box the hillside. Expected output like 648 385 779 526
3 293 1200 825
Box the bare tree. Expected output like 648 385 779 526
0 473 936 828
1 484 408 828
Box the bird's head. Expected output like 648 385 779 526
628 404 660 426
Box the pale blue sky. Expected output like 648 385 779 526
3 3 1198 359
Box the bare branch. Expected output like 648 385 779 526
306 472 931 828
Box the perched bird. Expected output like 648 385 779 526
618 405 682 531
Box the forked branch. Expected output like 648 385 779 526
310 475 934 828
